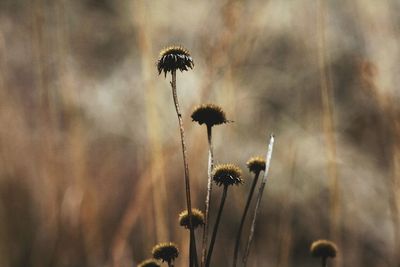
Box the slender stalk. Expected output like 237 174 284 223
243 135 275 266
170 70 198 267
205 185 228 267
168 260 174 267
232 171 261 267
321 257 327 267
201 125 214 267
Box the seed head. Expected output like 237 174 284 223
213 164 243 187
178 208 205 229
137 259 161 267
191 104 229 127
157 45 194 77
310 240 338 259
152 242 179 263
246 156 266 174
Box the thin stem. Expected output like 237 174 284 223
321 257 327 267
205 185 228 267
232 171 261 267
243 135 275 266
201 125 214 267
170 70 198 267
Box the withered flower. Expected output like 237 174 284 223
213 164 243 187
179 208 205 229
152 242 179 264
137 259 161 267
157 45 194 77
191 104 229 127
246 156 266 174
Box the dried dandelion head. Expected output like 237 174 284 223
178 208 205 229
152 242 179 263
137 259 161 267
213 164 243 187
157 45 194 77
310 240 338 259
191 104 229 127
246 156 266 174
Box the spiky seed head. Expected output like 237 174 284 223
191 104 229 127
213 164 243 187
246 156 266 174
157 45 194 77
178 208 205 229
137 259 161 267
152 242 179 263
310 240 338 259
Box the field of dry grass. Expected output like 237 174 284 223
0 1 400 266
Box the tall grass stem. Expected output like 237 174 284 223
170 70 198 267
205 185 228 267
232 171 260 267
201 125 214 267
242 134 275 266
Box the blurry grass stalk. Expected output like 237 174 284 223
317 1 341 261
242 134 275 266
201 125 214 267
232 169 261 267
205 184 228 267
170 70 198 267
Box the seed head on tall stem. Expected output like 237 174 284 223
191 103 230 267
310 240 337 267
157 45 198 267
152 242 179 267
232 156 266 267
137 259 161 267
206 164 243 267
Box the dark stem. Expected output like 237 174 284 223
321 257 327 267
170 70 198 267
201 125 214 267
205 185 228 267
168 260 174 267
242 134 274 266
232 171 261 267
242 182 266 266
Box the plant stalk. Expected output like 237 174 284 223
205 185 228 267
242 134 275 266
321 257 327 267
232 171 261 267
201 125 214 267
170 70 198 267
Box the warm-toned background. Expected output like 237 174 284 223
0 1 399 266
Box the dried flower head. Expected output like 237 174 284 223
191 104 229 127
246 156 266 174
213 164 243 187
152 242 179 263
178 208 205 229
137 259 161 267
157 45 194 77
310 240 338 259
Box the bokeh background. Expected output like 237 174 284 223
1 0 400 266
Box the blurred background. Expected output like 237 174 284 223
0 0 400 266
